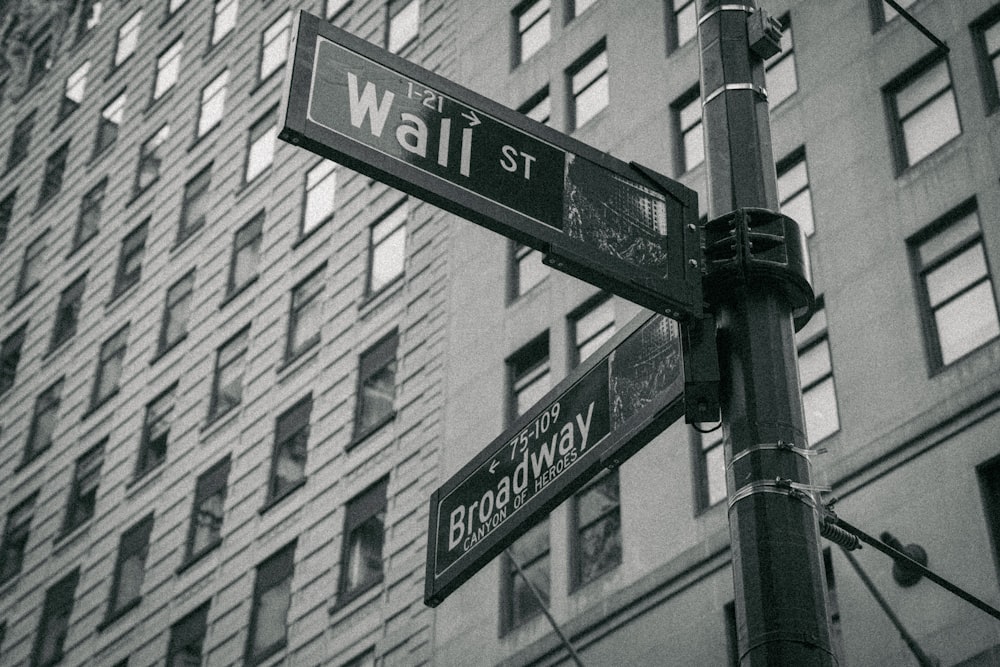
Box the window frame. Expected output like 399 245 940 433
31 568 79 667
7 112 36 172
93 91 126 159
75 0 103 43
158 270 195 355
91 324 130 409
500 517 550 634
114 11 143 67
507 333 550 423
73 177 107 250
197 70 228 139
668 0 697 52
166 601 210 666
387 0 420 54
209 326 250 421
16 231 48 301
59 60 90 121
227 211 264 297
267 394 313 505
62 439 105 536
567 42 609 130
569 293 615 368
24 378 63 464
796 298 840 444
692 424 726 511
152 38 183 101
50 274 87 352
337 477 388 603
246 541 296 665
972 5 1000 115
519 88 551 126
184 456 230 563
569 469 622 589
259 12 291 83
37 142 70 209
366 202 407 296
673 86 703 173
352 329 399 443
113 219 149 298
178 164 212 243
134 124 170 195
136 382 176 479
286 264 326 362
211 0 238 45
0 323 27 396
0 189 14 246
513 0 550 66
0 492 37 585
301 159 337 236
764 13 797 109
244 108 277 184
105 514 153 623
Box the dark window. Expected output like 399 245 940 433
568 44 609 130
978 454 1000 583
367 203 406 295
137 384 175 477
339 478 387 599
510 242 547 299
59 60 90 120
302 160 336 235
63 440 104 534
159 271 195 354
153 39 183 100
7 113 35 171
353 330 398 440
0 493 36 584
50 274 87 352
502 518 549 632
135 125 170 194
246 541 296 664
387 0 419 53
764 14 797 108
0 189 14 246
113 220 148 297
508 335 549 421
571 470 621 588
797 300 839 443
91 324 129 408
673 86 703 173
975 6 1000 114
179 165 211 242
24 379 63 463
514 0 549 65
245 109 276 183
76 0 103 41
909 201 1000 369
114 11 143 66
568 0 597 20
106 514 153 620
197 70 228 137
519 88 551 126
228 212 264 296
0 323 27 395
37 142 70 208
94 92 125 158
73 178 106 250
185 456 230 562
724 601 738 667
209 327 249 420
885 54 961 172
16 232 47 300
166 602 209 667
669 0 697 51
31 568 78 667
268 395 312 503
211 0 238 44
259 12 291 81
27 36 53 91
570 295 615 367
286 266 325 361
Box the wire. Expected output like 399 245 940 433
691 420 723 434
883 0 949 53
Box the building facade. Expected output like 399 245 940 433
1 0 1000 666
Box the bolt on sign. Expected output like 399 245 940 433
424 313 685 606
278 10 702 320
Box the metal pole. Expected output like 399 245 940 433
697 1 836 664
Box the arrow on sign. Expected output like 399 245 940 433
489 459 499 474
461 109 481 126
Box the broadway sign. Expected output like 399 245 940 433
424 313 685 606
278 10 702 320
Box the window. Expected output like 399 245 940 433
63 441 104 534
327 0 350 20
153 39 183 100
50 274 87 352
113 220 148 297
571 470 621 588
247 541 296 664
91 325 129 408
339 478 387 598
302 160 336 235
210 327 250 420
179 165 212 242
979 455 1000 583
59 60 90 120
73 178 106 249
694 426 726 509
571 295 615 366
135 124 170 194
502 518 549 631
0 190 13 246
885 55 960 171
115 12 143 66
260 12 291 81
519 89 551 126
106 514 153 620
354 330 398 440
167 602 209 667
910 202 1000 368
367 203 406 294
0 324 27 395
776 149 815 237
27 37 53 91
94 92 125 158
670 0 697 50
509 335 549 420
0 493 36 584
38 142 69 207
342 649 376 667
797 301 839 444
515 0 549 65
510 243 548 299
137 384 175 477
765 14 797 108
388 0 420 53
197 70 228 138
76 0 103 41
159 271 195 354
286 265 325 360
872 0 917 28
211 0 238 44
268 395 312 503
569 0 597 20
674 87 703 172
245 110 276 183
31 568 78 667
168 0 188 15
569 45 609 130
24 379 62 463
228 212 264 295
973 7 1000 114
16 232 47 300
185 456 230 561
7 113 35 171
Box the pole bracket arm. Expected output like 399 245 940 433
703 207 815 329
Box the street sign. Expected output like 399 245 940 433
424 312 686 607
279 10 702 320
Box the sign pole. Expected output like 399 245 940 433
697 2 836 664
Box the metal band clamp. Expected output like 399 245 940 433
729 441 825 468
703 82 768 105
698 4 755 25
728 477 832 511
